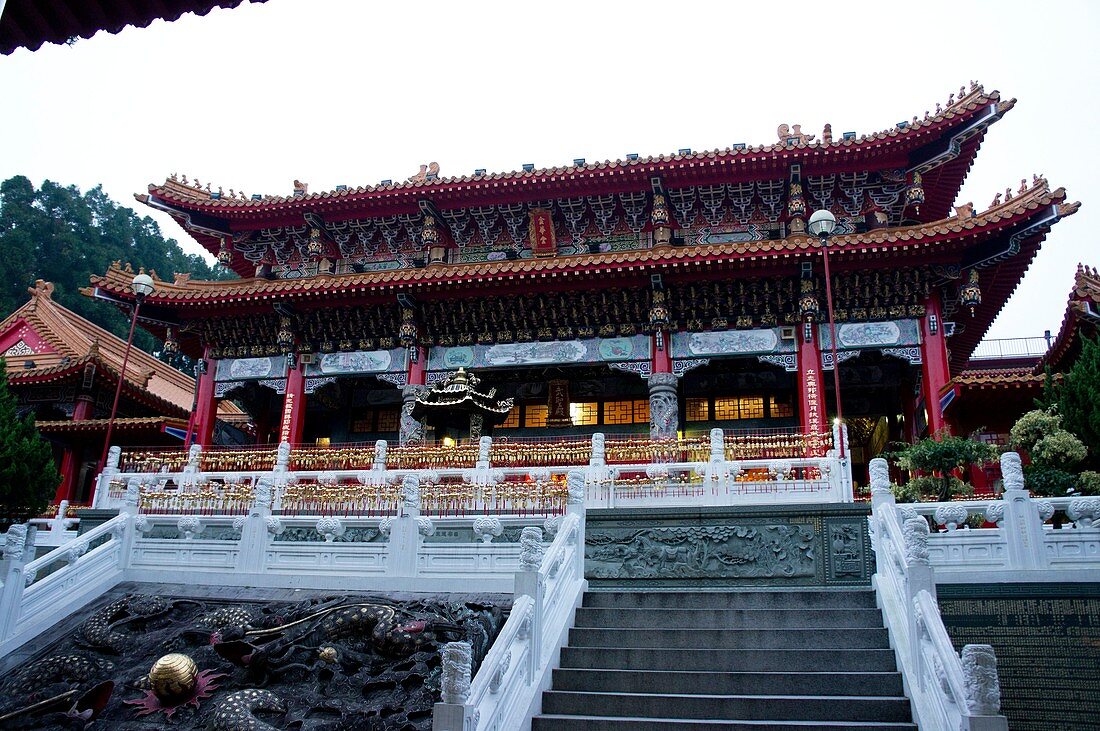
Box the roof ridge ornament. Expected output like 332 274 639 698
407 162 440 184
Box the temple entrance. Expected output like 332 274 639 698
303 376 401 445
679 358 798 437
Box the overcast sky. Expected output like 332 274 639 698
1 0 1097 341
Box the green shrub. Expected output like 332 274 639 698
1077 471 1100 496
1022 464 1077 497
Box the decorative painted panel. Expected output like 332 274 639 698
214 355 287 382
819 319 920 350
304 348 408 377
670 327 796 361
426 335 650 371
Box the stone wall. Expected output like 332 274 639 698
584 503 872 588
938 583 1100 731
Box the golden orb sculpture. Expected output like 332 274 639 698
148 653 198 703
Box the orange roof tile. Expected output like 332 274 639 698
1 281 242 417
146 84 1008 214
92 178 1075 307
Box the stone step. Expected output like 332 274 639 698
541 691 913 723
533 716 917 731
584 590 879 610
574 606 885 630
559 647 900 673
550 669 905 697
568 626 891 650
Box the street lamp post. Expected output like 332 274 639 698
98 273 155 471
807 210 845 459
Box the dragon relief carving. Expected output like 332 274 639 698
0 592 506 730
585 524 815 579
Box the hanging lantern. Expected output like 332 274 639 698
798 280 819 322
651 193 672 245
216 238 232 267
648 291 671 350
905 172 925 211
276 315 295 353
398 307 418 350
787 182 806 219
306 228 325 257
959 269 982 316
162 327 179 356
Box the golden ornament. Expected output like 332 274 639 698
148 653 198 703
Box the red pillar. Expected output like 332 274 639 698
193 350 218 447
919 294 953 438
407 346 428 386
55 395 95 503
279 359 307 445
797 322 827 455
651 333 672 374
901 380 917 444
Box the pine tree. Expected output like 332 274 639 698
1058 335 1100 469
0 359 60 523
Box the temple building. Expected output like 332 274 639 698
85 83 1077 484
0 280 244 503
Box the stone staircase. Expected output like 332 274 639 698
532 588 915 730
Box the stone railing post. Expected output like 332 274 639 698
236 476 273 574
0 524 33 642
388 474 421 577
868 457 894 553
903 515 935 675
999 451 1049 571
961 644 1007 730
515 527 544 676
92 446 122 509
476 436 492 469
566 470 587 581
433 641 476 730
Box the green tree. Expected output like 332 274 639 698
889 432 999 502
1058 335 1100 469
0 175 234 367
0 359 60 523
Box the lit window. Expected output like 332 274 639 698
740 396 765 420
769 396 794 418
633 399 650 423
714 397 740 420
377 410 399 432
686 397 709 422
524 404 548 428
499 406 520 429
603 401 633 425
571 402 598 426
351 417 374 433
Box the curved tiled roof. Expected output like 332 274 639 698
35 416 189 434
0 281 243 418
94 179 1076 306
1045 264 1100 370
955 367 1047 388
142 85 1009 217
0 281 194 410
0 0 264 55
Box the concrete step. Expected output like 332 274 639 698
559 647 900 673
541 691 913 723
550 669 905 697
574 606 885 630
568 626 891 650
584 590 879 610
533 717 917 730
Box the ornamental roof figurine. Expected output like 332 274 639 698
411 368 514 426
